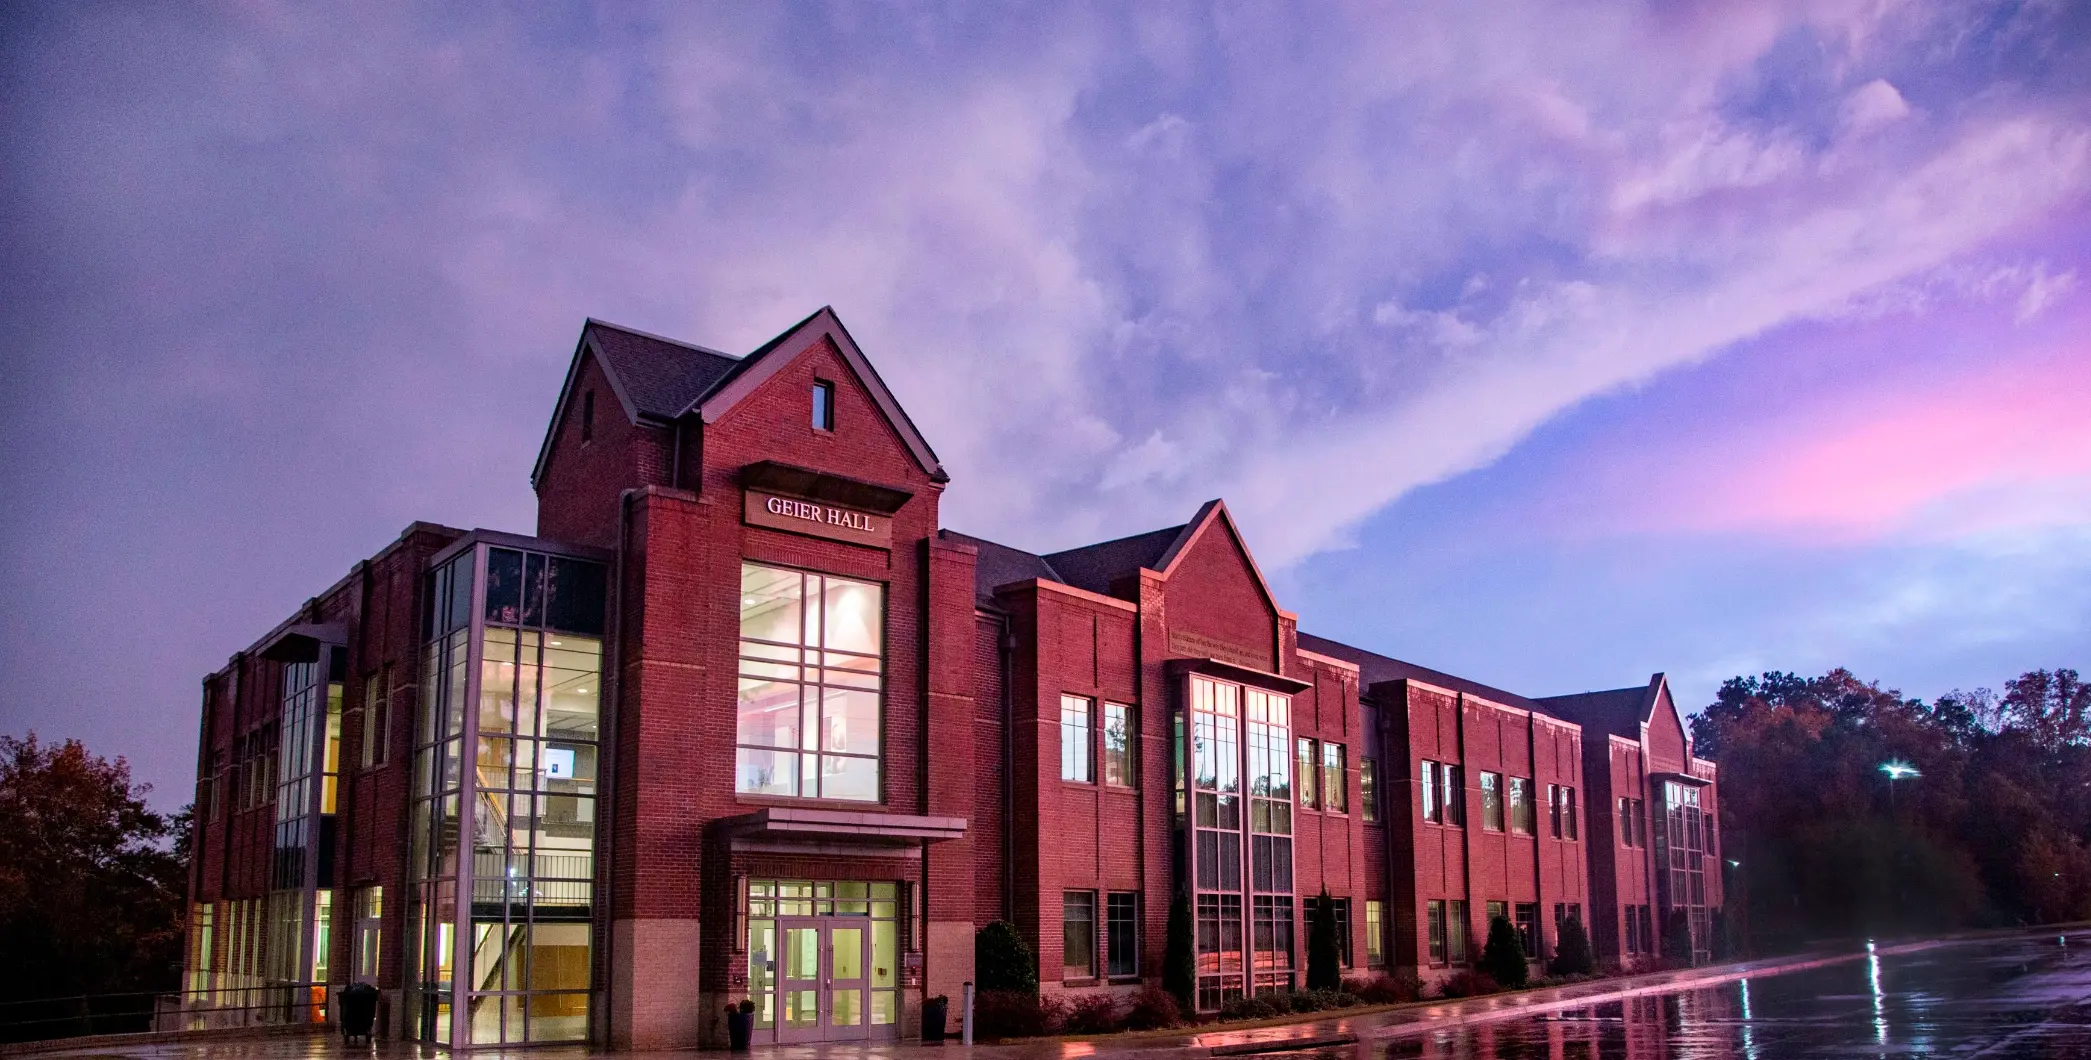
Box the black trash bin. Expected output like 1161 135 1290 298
341 983 379 1046
923 995 948 1042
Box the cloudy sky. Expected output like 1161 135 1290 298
4 2 2088 807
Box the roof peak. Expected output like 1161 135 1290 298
583 317 736 360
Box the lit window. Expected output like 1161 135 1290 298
1321 743 1347 813
812 381 835 431
1296 738 1318 808
1508 777 1534 834
736 563 883 801
1061 696 1094 783
1064 891 1096 979
1426 900 1446 964
1365 900 1384 967
1359 757 1378 823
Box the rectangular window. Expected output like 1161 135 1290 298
736 563 884 801
353 886 383 981
811 381 835 431
1565 787 1578 840
1103 703 1135 787
1480 772 1504 832
1064 891 1097 979
1486 900 1507 929
360 669 391 770
1447 900 1469 964
1625 904 1640 954
1321 743 1347 813
1107 892 1139 977
1365 900 1385 967
1444 764 1465 826
1359 757 1378 823
1426 900 1446 964
1548 784 1562 838
1514 902 1539 958
1420 760 1439 823
1508 777 1533 835
1296 738 1318 808
1061 696 1095 783
1634 799 1647 846
1620 797 1634 846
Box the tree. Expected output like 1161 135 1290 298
1306 890 1341 990
1478 916 1527 988
1547 914 1594 976
974 920 1037 994
1162 891 1195 1009
0 734 187 1036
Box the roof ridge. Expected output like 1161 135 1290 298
1040 522 1186 561
585 317 738 360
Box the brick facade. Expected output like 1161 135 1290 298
183 308 1722 1050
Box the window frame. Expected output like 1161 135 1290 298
1106 891 1140 978
1063 890 1098 981
1061 695 1095 784
734 562 886 802
1320 742 1347 814
1364 899 1385 968
1359 756 1378 823
1296 737 1318 809
1426 899 1446 965
1508 776 1534 835
1102 702 1136 787
1480 771 1504 832
811 380 836 432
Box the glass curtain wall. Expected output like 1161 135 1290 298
262 646 344 1021
409 543 605 1046
1183 676 1296 1011
1655 781 1710 963
734 563 884 801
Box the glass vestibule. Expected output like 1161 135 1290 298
408 543 605 1047
746 880 901 1042
1180 675 1296 1012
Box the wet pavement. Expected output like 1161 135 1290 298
18 929 2091 1060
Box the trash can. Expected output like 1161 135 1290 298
340 983 379 1046
923 995 948 1042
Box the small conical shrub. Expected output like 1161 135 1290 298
1163 890 1196 1010
1547 914 1595 976
1306 889 1342 990
1479 915 1528 987
1660 908 1695 967
975 920 1038 994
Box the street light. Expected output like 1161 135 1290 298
1880 760 1920 814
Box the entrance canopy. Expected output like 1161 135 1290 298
712 808 967 851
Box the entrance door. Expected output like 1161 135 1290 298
773 917 872 1043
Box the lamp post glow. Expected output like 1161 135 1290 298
1880 760 1920 811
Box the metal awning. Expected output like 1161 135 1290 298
1167 657 1313 695
711 807 967 849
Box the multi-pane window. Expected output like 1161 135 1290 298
736 563 884 801
1064 891 1097 979
1061 696 1095 783
1514 903 1539 958
1107 893 1139 977
360 668 390 770
1364 900 1385 967
1508 777 1534 835
1188 676 1294 1008
1480 772 1504 832
1619 797 1636 846
1624 905 1640 954
1426 900 1446 964
1103 703 1135 786
1443 764 1465 826
1563 786 1578 840
1296 738 1318 808
1421 760 1440 823
1251 895 1295 994
746 880 902 1030
1320 743 1347 813
1359 757 1378 823
353 886 382 980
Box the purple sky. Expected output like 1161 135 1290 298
4 3 2088 810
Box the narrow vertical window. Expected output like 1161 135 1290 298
1514 903 1539 958
1444 764 1466 827
1481 772 1504 832
1359 757 1378 823
1447 900 1469 964
1508 777 1533 834
812 380 835 431
580 389 595 442
1102 703 1135 787
1620 797 1633 846
1061 695 1094 783
1426 900 1446 964
1296 738 1318 808
1321 743 1347 813
1106 892 1139 976
1420 760 1440 823
1548 784 1562 838
1365 900 1385 967
1566 787 1578 840
1063 891 1097 979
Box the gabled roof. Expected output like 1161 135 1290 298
1296 633 1541 710
939 530 1066 607
1041 525 1184 596
532 308 947 488
1534 674 1668 737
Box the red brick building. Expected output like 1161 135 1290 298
181 308 1722 1050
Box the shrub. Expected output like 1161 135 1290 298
1435 970 1500 999
1164 891 1196 1010
1062 993 1120 1034
1479 916 1529 988
1218 995 1279 1021
973 989 1063 1040
1122 985 1183 1030
1660 908 1696 967
1306 889 1343 990
1345 972 1423 1004
975 921 1039 994
1548 914 1596 977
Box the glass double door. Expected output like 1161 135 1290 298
774 917 871 1043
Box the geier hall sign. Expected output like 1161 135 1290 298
743 490 894 550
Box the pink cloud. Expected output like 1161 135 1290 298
1668 344 2091 540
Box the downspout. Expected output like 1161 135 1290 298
598 487 637 1044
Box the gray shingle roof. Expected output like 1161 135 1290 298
1297 633 1542 710
939 531 1065 606
584 319 740 421
1534 685 1655 737
1043 525 1185 596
